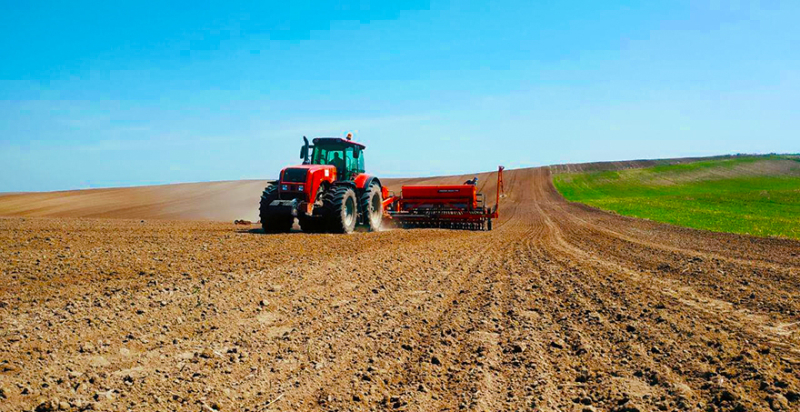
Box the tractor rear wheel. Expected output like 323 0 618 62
323 186 358 234
259 184 293 233
359 183 383 231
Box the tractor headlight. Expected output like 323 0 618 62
281 185 288 191
298 185 304 192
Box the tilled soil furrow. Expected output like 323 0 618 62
288 231 502 411
364 230 528 411
529 203 681 410
539 198 799 411
257 232 502 410
552 208 800 318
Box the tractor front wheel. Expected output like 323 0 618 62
360 183 383 232
323 186 358 234
259 184 293 233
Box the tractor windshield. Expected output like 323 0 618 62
311 143 364 180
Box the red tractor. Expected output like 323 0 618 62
259 136 388 234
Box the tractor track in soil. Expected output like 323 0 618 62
1 167 798 411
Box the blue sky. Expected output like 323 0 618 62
1 1 798 192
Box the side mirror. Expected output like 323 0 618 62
353 149 360 159
300 136 310 164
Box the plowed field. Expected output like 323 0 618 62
1 168 799 411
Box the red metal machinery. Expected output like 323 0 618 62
383 166 505 231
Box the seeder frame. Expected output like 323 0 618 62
383 166 505 231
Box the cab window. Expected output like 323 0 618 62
355 149 365 173
344 147 355 172
312 148 328 164
311 144 363 178
313 147 344 166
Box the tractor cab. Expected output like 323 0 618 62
302 137 365 181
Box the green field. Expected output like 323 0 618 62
553 156 800 239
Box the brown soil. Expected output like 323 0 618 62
1 168 799 412
0 180 272 222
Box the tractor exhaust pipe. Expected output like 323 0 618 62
300 136 311 165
